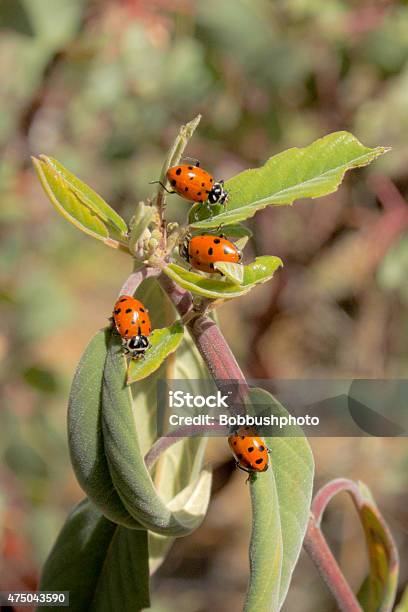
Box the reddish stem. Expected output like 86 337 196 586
311 478 358 524
159 273 249 414
145 423 226 471
119 267 160 296
159 273 248 385
303 520 362 612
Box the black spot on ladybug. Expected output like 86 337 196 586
197 191 201 196
259 445 265 452
138 326 141 335
190 176 194 180
201 182 205 187
171 179 177 186
184 187 189 192
142 320 146 324
115 308 121 314
210 177 213 182
214 238 221 244
196 250 199 254
237 453 243 460
209 263 214 270
233 441 237 446
140 307 145 312
175 168 182 175
125 329 129 335
125 308 132 313
255 458 264 465
240 436 245 440
247 447 254 453
208 247 213 255
188 165 193 170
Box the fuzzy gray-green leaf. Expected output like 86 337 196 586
68 329 140 528
40 499 150 612
39 499 150 612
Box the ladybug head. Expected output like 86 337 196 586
208 180 228 206
125 335 150 358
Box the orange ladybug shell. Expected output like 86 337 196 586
167 164 214 203
228 428 269 472
113 295 151 339
187 235 241 273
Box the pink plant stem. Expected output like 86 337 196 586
145 423 226 470
303 520 362 612
303 478 363 611
159 273 249 412
119 267 160 296
159 273 248 385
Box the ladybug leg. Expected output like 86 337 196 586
235 462 251 474
234 462 256 484
149 180 176 194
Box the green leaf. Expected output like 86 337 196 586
68 329 141 528
102 334 211 536
189 220 253 239
189 132 389 228
39 499 150 612
32 155 128 248
214 261 244 284
244 389 314 611
355 482 399 612
90 524 150 612
127 321 184 384
163 256 283 299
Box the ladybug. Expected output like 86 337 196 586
152 160 228 206
112 295 151 358
180 234 242 273
228 427 269 474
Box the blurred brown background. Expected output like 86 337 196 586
0 0 407 610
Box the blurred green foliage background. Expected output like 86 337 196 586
1 0 408 610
